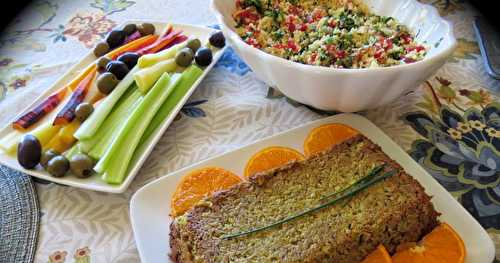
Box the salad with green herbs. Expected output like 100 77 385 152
233 0 426 68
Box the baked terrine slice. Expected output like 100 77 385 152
170 134 439 263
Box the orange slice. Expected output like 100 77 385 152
244 146 305 178
362 245 392 263
392 223 466 263
171 167 242 217
303 123 359 157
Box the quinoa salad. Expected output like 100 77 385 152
232 0 427 68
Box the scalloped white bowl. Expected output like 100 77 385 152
211 0 457 112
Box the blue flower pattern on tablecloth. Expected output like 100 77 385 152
404 102 500 230
181 99 207 118
215 47 251 76
208 24 251 76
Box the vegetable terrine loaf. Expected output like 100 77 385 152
170 135 439 263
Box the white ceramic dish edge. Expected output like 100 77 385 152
211 0 457 112
130 113 494 263
0 22 226 193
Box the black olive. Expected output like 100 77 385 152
70 154 95 178
40 149 59 169
186 39 202 53
17 134 41 169
46 155 69 177
175 48 194 67
96 57 111 72
117 52 140 69
106 61 129 80
97 72 119 94
75 103 94 121
209 31 225 48
137 23 155 36
93 42 110 57
194 48 213 67
106 30 126 49
123 23 137 36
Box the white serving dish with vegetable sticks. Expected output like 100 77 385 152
130 113 494 263
0 21 226 193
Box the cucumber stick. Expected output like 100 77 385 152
134 59 176 94
96 73 182 184
79 86 142 154
137 42 186 68
74 66 139 140
139 65 203 146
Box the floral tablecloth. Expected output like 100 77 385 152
0 0 498 262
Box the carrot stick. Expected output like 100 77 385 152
108 34 159 59
12 87 69 131
159 24 173 38
137 31 182 55
53 70 96 125
68 64 97 91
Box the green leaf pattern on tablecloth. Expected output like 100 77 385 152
0 0 498 262
0 58 31 101
90 0 136 15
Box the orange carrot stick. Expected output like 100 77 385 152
68 64 97 91
107 34 159 59
137 30 182 55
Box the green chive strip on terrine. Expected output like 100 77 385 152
319 163 386 202
221 166 397 240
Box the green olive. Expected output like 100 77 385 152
70 154 95 178
93 42 110 57
138 23 155 35
40 149 59 169
123 23 137 35
186 38 202 53
47 155 69 177
75 103 94 122
175 48 194 67
97 72 119 94
96 57 111 72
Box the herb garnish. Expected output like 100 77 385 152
319 163 385 201
221 166 397 240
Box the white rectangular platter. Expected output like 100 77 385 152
130 113 495 263
0 21 226 193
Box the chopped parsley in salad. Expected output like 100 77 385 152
233 0 427 68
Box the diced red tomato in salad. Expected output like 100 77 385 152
245 37 260 48
287 39 299 53
406 45 425 53
234 8 260 25
311 7 326 21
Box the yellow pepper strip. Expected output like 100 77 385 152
44 120 80 153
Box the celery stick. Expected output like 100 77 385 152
137 42 186 68
74 66 139 140
78 86 141 153
134 59 176 94
88 90 143 159
96 73 182 184
139 65 203 146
